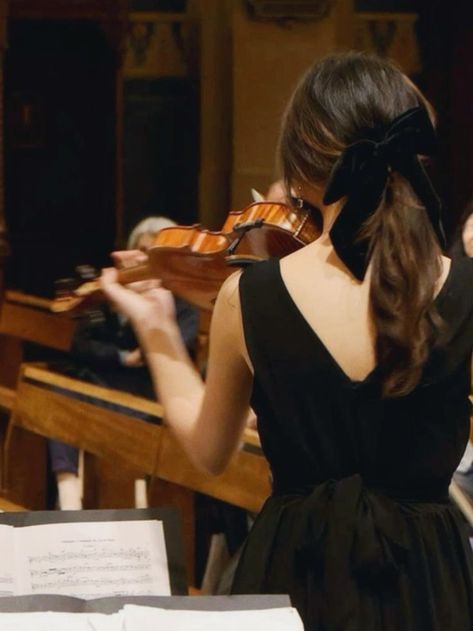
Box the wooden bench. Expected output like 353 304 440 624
0 497 27 512
4 363 164 483
4 363 270 512
0 291 76 352
0 385 15 412
0 289 76 413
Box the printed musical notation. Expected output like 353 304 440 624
30 574 155 599
0 520 171 598
29 546 151 564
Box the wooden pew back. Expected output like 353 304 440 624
3 363 271 513
0 291 76 352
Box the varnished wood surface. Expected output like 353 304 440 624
157 430 269 513
4 363 271 513
23 363 162 418
0 497 26 512
5 365 163 478
0 384 15 410
0 291 76 351
4 290 55 310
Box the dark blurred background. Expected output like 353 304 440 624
0 0 471 296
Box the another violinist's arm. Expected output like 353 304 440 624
103 270 252 475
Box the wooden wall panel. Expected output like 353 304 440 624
197 0 355 227
195 0 233 229
231 0 355 210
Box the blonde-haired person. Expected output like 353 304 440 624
100 54 473 628
49 216 199 510
127 216 176 251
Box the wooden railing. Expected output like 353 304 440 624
3 362 271 513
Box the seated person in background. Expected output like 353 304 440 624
49 216 199 510
450 200 473 259
449 203 473 497
450 202 473 397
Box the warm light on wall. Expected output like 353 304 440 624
245 0 336 21
124 13 190 78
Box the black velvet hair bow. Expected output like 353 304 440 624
323 106 446 281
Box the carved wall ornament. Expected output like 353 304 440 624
124 13 189 78
129 21 156 65
355 12 421 76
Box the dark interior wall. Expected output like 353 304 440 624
3 9 199 296
123 0 198 235
123 77 199 236
4 20 116 296
416 0 473 240
357 0 473 241
4 1 469 298
131 0 186 9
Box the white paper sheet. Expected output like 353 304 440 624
0 525 17 596
122 604 305 631
0 611 123 631
0 603 303 630
15 520 170 598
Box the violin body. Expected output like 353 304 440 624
52 202 321 313
222 201 320 257
146 202 320 310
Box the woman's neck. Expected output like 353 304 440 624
320 203 342 235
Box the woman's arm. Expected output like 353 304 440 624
100 269 253 475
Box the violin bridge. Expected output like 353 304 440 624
228 219 265 255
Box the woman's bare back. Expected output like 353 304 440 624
279 237 451 383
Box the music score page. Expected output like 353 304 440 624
0 520 170 598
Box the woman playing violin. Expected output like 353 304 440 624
100 52 473 629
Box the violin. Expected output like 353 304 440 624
52 201 321 314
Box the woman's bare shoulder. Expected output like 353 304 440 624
215 270 242 310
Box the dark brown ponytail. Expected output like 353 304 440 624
279 52 443 397
361 175 442 396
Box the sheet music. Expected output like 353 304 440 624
0 525 16 596
122 604 305 631
0 611 123 631
15 521 171 599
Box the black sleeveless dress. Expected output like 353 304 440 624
232 256 473 631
